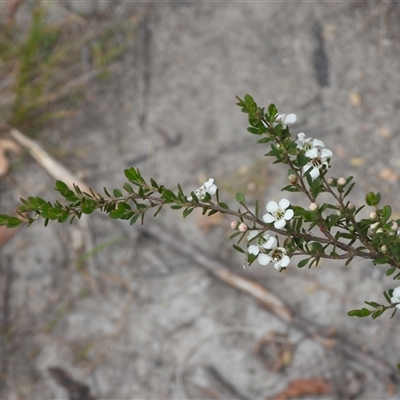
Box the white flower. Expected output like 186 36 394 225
303 147 333 180
187 178 217 201
263 199 294 229
247 230 277 266
391 286 400 310
295 132 325 151
270 247 290 271
274 113 296 129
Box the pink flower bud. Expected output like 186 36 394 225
369 211 377 220
309 202 319 211
337 177 346 186
238 223 248 232
231 221 239 230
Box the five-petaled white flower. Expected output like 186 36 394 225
303 147 333 180
274 113 297 129
270 247 290 271
263 199 294 229
295 132 325 151
391 286 400 310
247 230 277 266
187 178 217 201
249 244 290 270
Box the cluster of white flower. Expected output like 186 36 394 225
243 198 293 271
295 132 333 180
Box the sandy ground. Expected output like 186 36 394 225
2 1 400 399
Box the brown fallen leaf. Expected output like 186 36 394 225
0 139 21 177
267 377 332 400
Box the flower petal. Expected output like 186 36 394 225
258 253 272 266
247 230 259 241
248 245 259 255
321 148 333 158
305 148 318 158
266 201 279 213
274 219 286 229
284 209 294 220
263 214 275 223
278 198 290 210
279 255 290 267
309 167 320 180
284 113 297 124
262 236 277 249
393 287 400 298
312 139 325 148
208 184 217 195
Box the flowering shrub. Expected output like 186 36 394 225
1 94 400 320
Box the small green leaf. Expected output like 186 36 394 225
81 200 96 214
364 301 380 308
386 267 396 277
230 231 241 240
360 307 372 317
150 178 159 188
55 180 69 192
6 217 23 228
183 207 194 218
232 244 245 254
244 94 254 104
297 258 310 268
381 205 392 223
123 183 134 193
104 187 112 197
130 214 140 225
236 192 246 204
372 309 384 319
347 309 362 317
383 290 392 304
113 189 123 198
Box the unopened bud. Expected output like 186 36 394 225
288 174 298 185
231 221 239 230
380 245 388 255
309 202 319 211
327 177 337 187
369 211 377 220
391 221 398 231
238 223 248 232
337 177 347 187
347 203 355 213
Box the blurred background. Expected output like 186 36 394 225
1 1 400 398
